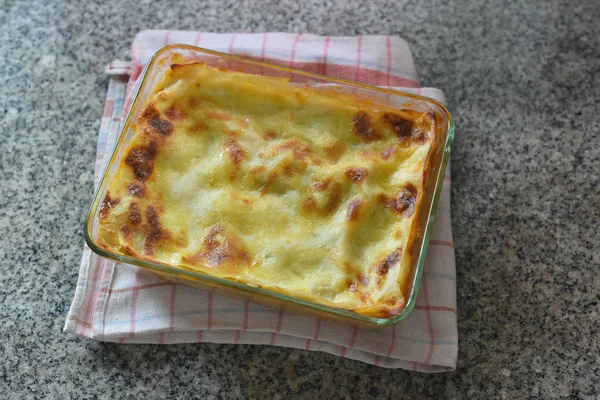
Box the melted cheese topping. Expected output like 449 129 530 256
97 62 438 317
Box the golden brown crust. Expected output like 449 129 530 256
143 206 170 255
125 141 158 182
141 104 174 137
224 137 246 179
127 182 146 198
344 167 368 184
323 141 346 163
186 225 252 268
128 202 142 225
275 139 322 165
165 105 187 121
352 112 381 142
345 198 363 222
379 183 418 218
99 192 120 219
374 247 402 276
382 112 429 145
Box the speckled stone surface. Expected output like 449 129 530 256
1 0 599 398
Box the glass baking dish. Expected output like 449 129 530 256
84 44 454 327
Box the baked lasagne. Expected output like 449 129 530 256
96 62 439 317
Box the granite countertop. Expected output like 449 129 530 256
1 0 599 398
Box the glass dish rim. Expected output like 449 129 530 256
83 44 455 327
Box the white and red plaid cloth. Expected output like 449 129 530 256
65 31 457 372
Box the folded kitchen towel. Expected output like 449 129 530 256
65 31 457 372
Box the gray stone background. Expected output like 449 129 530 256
1 0 598 398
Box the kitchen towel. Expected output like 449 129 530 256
65 31 457 372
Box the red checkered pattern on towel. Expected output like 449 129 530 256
65 31 457 372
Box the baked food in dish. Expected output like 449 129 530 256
96 62 439 317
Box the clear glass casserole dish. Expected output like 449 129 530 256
84 44 454 327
